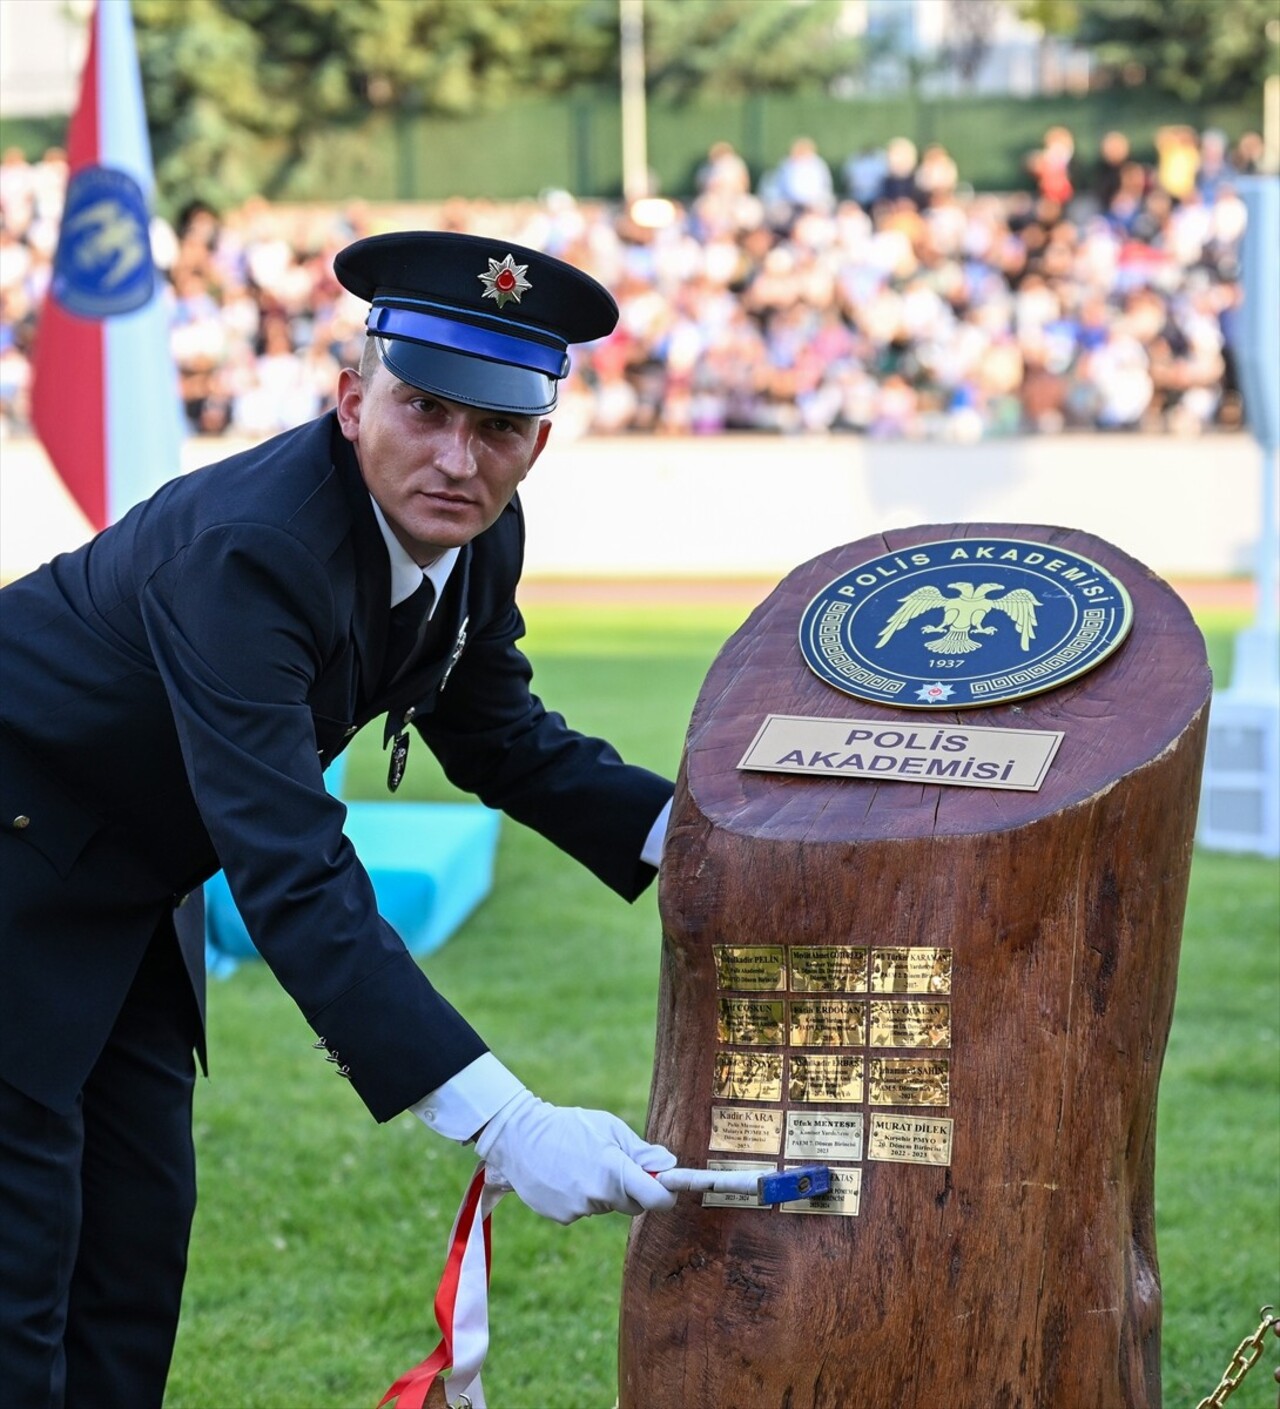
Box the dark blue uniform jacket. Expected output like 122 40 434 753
0 413 672 1119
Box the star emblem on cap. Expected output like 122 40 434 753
478 254 531 308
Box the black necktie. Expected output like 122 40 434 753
384 575 436 684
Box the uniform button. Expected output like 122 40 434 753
12 815 30 829
403 706 416 723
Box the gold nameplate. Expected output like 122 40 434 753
717 998 785 1046
868 1113 954 1166
784 1110 865 1163
710 1106 784 1156
738 715 1064 791
788 998 867 1048
701 1159 775 1210
869 1057 950 1106
714 1051 784 1102
713 945 787 992
870 946 952 994
869 1000 951 1049
780 1166 862 1217
789 1053 865 1103
789 946 868 993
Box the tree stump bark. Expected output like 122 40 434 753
618 524 1210 1409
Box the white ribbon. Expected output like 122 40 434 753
377 1163 507 1409
445 1170 507 1408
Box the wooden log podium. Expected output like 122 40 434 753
619 524 1210 1409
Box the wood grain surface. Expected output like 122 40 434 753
618 524 1211 1409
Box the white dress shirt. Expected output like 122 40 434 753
369 495 460 610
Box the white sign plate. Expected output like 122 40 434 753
738 715 1063 791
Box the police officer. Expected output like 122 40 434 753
0 231 678 1409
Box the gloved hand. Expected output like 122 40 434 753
474 1089 677 1224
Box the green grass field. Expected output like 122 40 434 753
165 595 1279 1409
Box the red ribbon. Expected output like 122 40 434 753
378 1165 491 1409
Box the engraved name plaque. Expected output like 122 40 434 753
713 945 787 991
788 1053 865 1103
867 1113 954 1166
717 998 786 1046
788 998 867 1047
714 1051 784 1102
784 1110 865 1163
779 1167 862 1217
789 945 869 993
710 1106 784 1156
868 1057 951 1107
868 1000 951 1049
870 947 952 994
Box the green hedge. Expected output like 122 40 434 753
300 86 1265 203
0 115 66 159
3 86 1262 209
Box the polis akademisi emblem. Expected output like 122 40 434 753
798 538 1134 708
51 165 155 318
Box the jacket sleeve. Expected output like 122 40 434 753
140 522 487 1121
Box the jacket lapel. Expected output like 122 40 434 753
332 427 391 695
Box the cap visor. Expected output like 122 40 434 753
380 341 557 415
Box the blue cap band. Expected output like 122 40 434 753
367 303 570 378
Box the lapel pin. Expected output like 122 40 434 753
441 616 469 691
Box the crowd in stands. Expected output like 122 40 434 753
0 123 1266 443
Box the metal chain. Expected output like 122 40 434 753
1196 1305 1279 1409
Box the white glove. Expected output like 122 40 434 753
474 1088 678 1225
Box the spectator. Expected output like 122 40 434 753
1027 126 1076 206
1155 125 1200 203
695 140 751 199
0 147 35 233
1196 129 1233 200
915 145 959 204
1104 161 1152 235
878 137 922 207
0 124 1251 447
230 313 330 436
1092 130 1131 215
0 288 33 432
1232 131 1265 174
759 136 835 218
843 144 888 208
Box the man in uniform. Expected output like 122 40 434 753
0 231 678 1409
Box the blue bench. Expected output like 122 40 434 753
204 754 501 976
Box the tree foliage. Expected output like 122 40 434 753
132 0 615 207
130 0 862 210
1017 0 1278 102
639 0 862 101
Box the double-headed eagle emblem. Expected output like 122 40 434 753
876 582 1042 655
